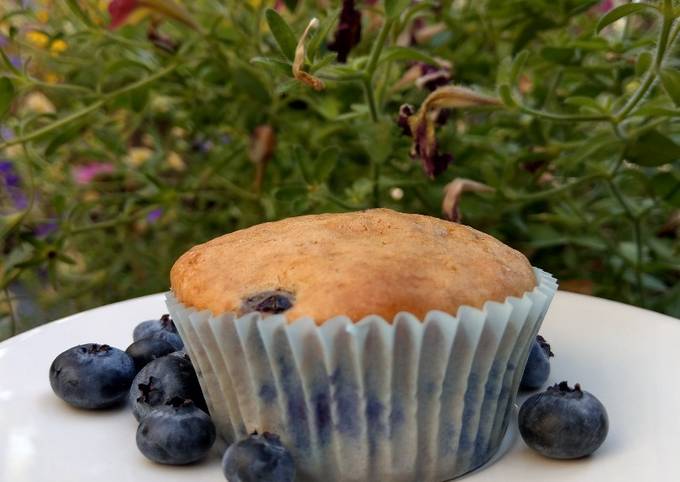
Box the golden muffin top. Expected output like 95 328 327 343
170 209 536 323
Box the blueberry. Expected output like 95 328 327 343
133 314 184 350
519 381 609 459
240 291 294 316
49 343 136 409
136 397 216 465
520 335 554 390
126 338 176 373
222 432 295 482
129 352 206 421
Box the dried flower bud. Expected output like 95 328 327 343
293 18 325 91
249 125 277 193
328 0 362 63
442 178 495 222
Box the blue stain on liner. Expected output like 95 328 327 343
269 328 312 452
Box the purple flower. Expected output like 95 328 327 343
0 161 20 188
0 160 28 210
191 138 214 153
9 55 21 70
1 126 14 141
72 162 115 184
35 220 58 238
146 208 163 223
328 0 362 63
0 35 8 48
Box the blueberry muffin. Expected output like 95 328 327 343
166 209 557 482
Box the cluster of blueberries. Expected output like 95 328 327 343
48 315 609 481
49 315 296 482
519 335 609 459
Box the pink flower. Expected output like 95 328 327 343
72 162 115 185
597 0 615 13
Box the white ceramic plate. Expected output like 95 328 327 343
0 292 679 482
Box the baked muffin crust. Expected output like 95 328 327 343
170 209 536 323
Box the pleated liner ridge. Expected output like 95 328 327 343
166 268 557 482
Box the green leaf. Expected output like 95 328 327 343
385 0 411 18
232 64 271 103
625 129 680 166
498 84 517 107
541 46 578 64
307 9 339 61
0 77 15 118
65 0 94 26
283 0 298 12
635 51 653 77
510 50 529 84
45 124 83 158
378 46 440 66
310 52 336 73
634 105 680 117
596 4 657 34
0 212 23 239
0 48 21 75
274 184 309 202
564 96 605 113
265 8 297 62
314 146 338 182
250 56 292 76
659 68 680 107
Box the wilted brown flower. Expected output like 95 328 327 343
442 178 495 222
391 59 453 93
249 125 277 192
328 0 362 63
398 85 501 178
293 18 325 91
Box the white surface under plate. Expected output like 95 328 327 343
0 291 679 482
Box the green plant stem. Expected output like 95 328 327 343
362 78 379 123
3 288 17 336
7 75 94 93
322 192 367 210
0 64 178 150
504 173 607 202
361 17 395 208
615 9 675 121
605 177 645 306
366 18 395 79
519 105 611 122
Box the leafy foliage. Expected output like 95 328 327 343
0 0 678 339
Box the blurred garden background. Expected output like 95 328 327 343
0 0 678 340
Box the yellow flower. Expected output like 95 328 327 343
170 126 186 138
50 39 68 54
125 147 153 167
44 72 61 84
166 151 185 171
36 10 50 23
24 91 56 114
83 190 100 202
26 31 49 48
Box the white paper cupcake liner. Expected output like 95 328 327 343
166 267 557 482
